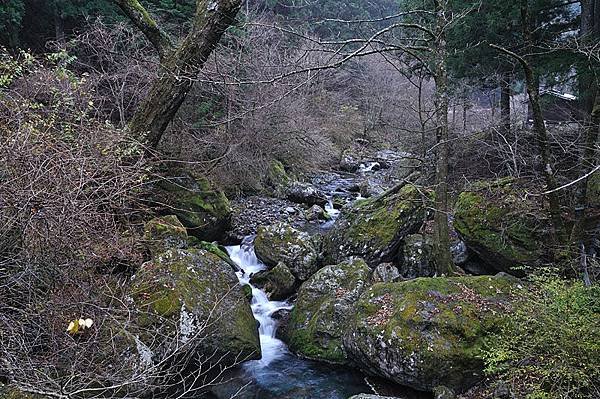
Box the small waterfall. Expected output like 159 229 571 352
227 237 292 368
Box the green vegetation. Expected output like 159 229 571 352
483 275 600 399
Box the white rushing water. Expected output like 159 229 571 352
226 199 342 370
226 238 292 369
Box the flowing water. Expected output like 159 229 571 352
210 175 427 399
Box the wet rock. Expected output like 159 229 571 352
143 215 188 257
323 183 430 267
305 204 328 221
400 234 435 279
131 248 261 365
148 171 232 242
286 181 328 207
273 308 292 341
250 262 296 300
343 274 523 393
359 179 385 198
287 258 372 364
340 153 361 173
254 222 319 281
454 178 547 275
372 263 400 283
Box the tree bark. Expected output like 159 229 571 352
113 0 242 148
500 74 511 136
432 0 455 276
570 91 600 248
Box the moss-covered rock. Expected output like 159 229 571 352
287 258 371 364
323 184 429 267
264 160 291 196
149 171 232 242
400 234 435 279
143 215 188 256
250 262 296 300
343 274 522 392
453 178 547 274
130 248 260 365
254 222 319 281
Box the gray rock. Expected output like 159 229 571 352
250 262 296 300
451 240 468 265
340 153 360 173
372 263 400 283
305 204 328 221
286 181 328 207
254 222 319 281
343 275 522 392
400 234 435 279
323 183 429 267
287 258 371 364
131 248 261 366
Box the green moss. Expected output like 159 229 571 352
287 258 371 364
152 172 232 241
454 179 545 273
347 275 521 391
325 184 430 266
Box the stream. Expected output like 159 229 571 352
211 171 428 399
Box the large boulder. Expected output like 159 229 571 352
130 248 260 365
254 222 319 281
286 181 328 207
143 215 188 256
250 261 296 300
287 258 371 364
323 184 429 267
343 274 521 392
453 178 547 274
149 171 232 242
399 234 435 279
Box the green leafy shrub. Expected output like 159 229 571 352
483 276 600 398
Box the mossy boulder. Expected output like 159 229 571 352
149 171 232 241
323 184 429 267
265 160 291 196
254 222 319 281
343 274 522 392
130 248 260 365
143 215 188 256
453 178 547 274
287 258 371 364
250 262 296 300
400 234 435 279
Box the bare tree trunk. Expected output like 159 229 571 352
432 0 455 276
113 0 242 148
500 74 511 135
570 91 599 250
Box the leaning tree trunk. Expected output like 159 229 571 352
432 0 456 276
113 0 242 148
